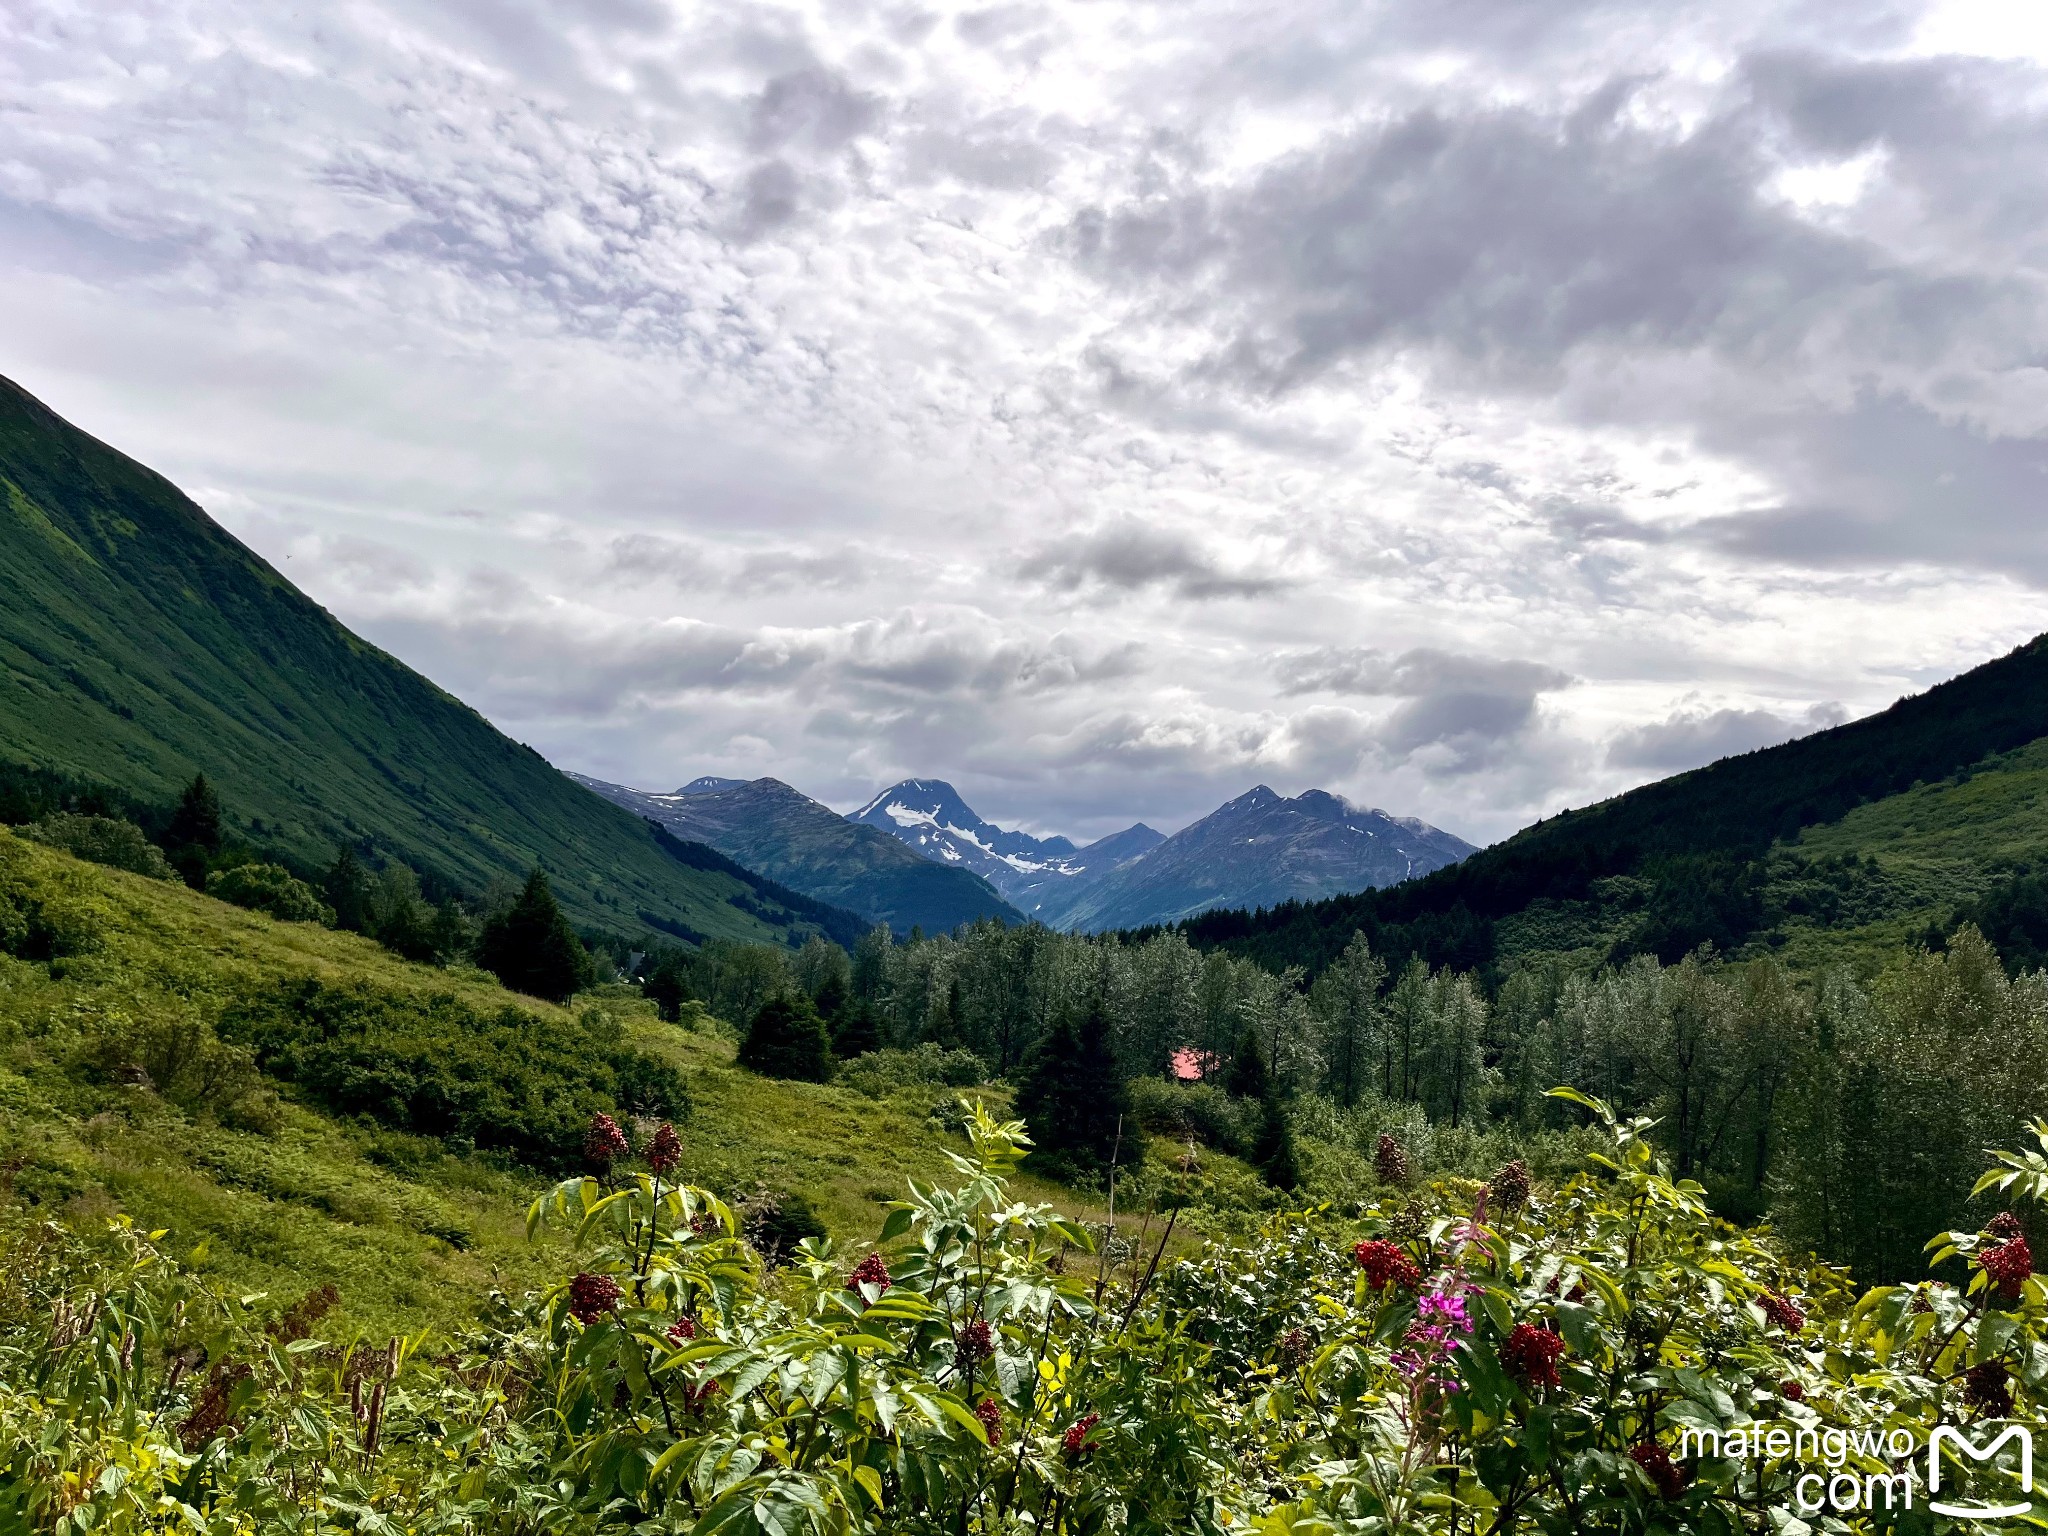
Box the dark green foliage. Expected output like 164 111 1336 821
641 948 691 1022
1222 1029 1298 1187
476 870 592 1003
0 373 848 948
1015 997 1135 1175
1183 631 2048 976
323 847 376 933
205 863 332 924
1224 1026 1271 1101
1125 1078 1249 1153
20 813 175 881
831 998 881 1059
167 773 224 856
745 1190 829 1265
217 977 687 1168
1942 869 2048 974
737 994 835 1082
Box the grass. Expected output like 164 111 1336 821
0 830 1117 1337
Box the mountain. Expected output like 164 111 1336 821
1054 786 1476 933
1183 633 2048 977
848 778 1164 920
0 372 856 948
572 773 1022 934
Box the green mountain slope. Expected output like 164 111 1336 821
1184 633 2048 974
0 373 850 946
573 773 1023 935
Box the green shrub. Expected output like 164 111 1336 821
75 1000 281 1132
216 978 687 1167
836 1043 989 1098
206 862 332 924
737 994 834 1082
19 813 176 880
1127 1077 1250 1152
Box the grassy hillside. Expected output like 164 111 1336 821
1186 632 2048 975
0 829 1100 1334
0 372 850 946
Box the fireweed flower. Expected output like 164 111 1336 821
584 1113 630 1171
1062 1412 1102 1460
974 1397 1004 1446
647 1122 682 1176
846 1253 892 1295
567 1272 621 1324
1393 1278 1475 1389
1982 1234 2033 1299
1500 1322 1565 1389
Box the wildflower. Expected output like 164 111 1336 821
1062 1412 1102 1460
1278 1327 1314 1372
1500 1322 1565 1390
1630 1441 1689 1500
584 1113 630 1171
1759 1291 1805 1333
955 1318 994 1370
665 1317 698 1346
1353 1239 1420 1291
1375 1134 1412 1186
647 1122 682 1176
1986 1211 2024 1242
567 1272 621 1324
1487 1158 1532 1213
1393 1279 1475 1388
1963 1360 2014 1417
846 1253 892 1296
1982 1235 2033 1300
974 1397 1004 1446
1779 1379 1805 1402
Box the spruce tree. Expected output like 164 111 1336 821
1015 995 1135 1175
166 773 225 887
738 994 835 1082
1227 1027 1300 1188
323 846 376 933
831 997 881 1059
475 869 591 1003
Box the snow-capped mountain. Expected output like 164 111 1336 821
1052 786 1476 933
847 779 1163 920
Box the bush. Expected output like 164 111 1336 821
206 863 332 924
836 1044 990 1099
20 814 176 881
1127 1078 1251 1153
76 1000 281 1131
216 977 688 1168
737 994 834 1082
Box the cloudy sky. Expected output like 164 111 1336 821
7 0 2048 845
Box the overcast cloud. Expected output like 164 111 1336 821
5 0 2047 844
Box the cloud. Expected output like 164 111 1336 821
1606 699 1850 771
1018 517 1289 599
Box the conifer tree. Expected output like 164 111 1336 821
1227 1026 1300 1188
323 846 376 933
475 869 591 1003
831 997 881 1059
738 994 835 1082
166 773 225 886
1016 995 1134 1175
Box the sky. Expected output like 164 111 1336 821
6 0 2048 846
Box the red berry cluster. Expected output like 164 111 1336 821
665 1317 698 1346
1986 1211 2024 1242
955 1318 994 1369
846 1253 892 1295
1278 1326 1314 1372
567 1271 621 1324
1759 1291 1805 1333
1499 1322 1566 1389
1964 1359 2014 1417
1982 1235 2034 1299
1779 1379 1805 1402
1062 1412 1102 1460
584 1113 630 1170
648 1122 682 1176
1353 1239 1421 1291
1630 1441 1689 1500
682 1378 722 1414
974 1397 1004 1446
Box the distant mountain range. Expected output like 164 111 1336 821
571 774 1022 935
847 779 1164 923
1049 785 1478 933
577 771 1475 936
